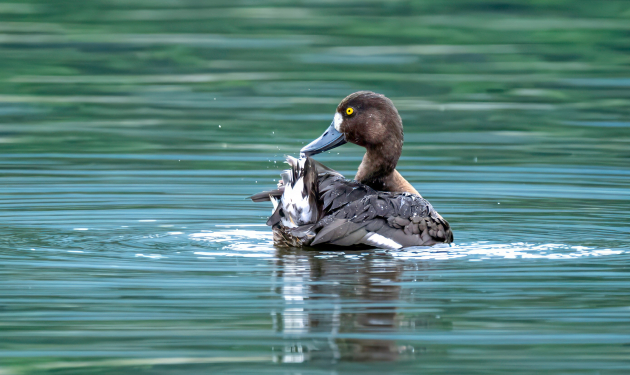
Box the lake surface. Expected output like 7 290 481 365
1 1 630 374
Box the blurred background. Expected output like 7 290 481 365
1 1 630 374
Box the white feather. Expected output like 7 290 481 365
333 112 342 131
361 233 402 249
277 157 316 228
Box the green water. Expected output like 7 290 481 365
1 1 630 374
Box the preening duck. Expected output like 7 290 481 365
251 91 453 249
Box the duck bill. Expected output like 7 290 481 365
300 120 347 157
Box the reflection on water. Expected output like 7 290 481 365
274 250 404 363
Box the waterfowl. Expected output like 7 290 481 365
251 91 453 249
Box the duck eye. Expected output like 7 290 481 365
346 107 354 116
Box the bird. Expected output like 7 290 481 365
251 91 453 249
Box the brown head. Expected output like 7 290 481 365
301 91 418 194
334 91 403 151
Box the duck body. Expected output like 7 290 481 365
251 156 452 249
251 91 453 249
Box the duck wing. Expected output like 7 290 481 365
260 156 325 229
308 192 453 248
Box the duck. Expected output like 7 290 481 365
251 91 453 249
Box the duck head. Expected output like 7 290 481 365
301 91 403 157
302 91 416 194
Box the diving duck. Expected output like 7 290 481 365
251 91 453 249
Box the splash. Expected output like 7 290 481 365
392 242 625 261
190 229 274 258
190 229 624 261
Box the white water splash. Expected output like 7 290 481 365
190 229 274 258
135 253 166 259
189 230 624 261
392 242 625 261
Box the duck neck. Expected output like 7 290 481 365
355 144 419 195
356 147 397 186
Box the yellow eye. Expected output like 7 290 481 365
346 107 354 116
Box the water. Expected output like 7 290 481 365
1 1 630 374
